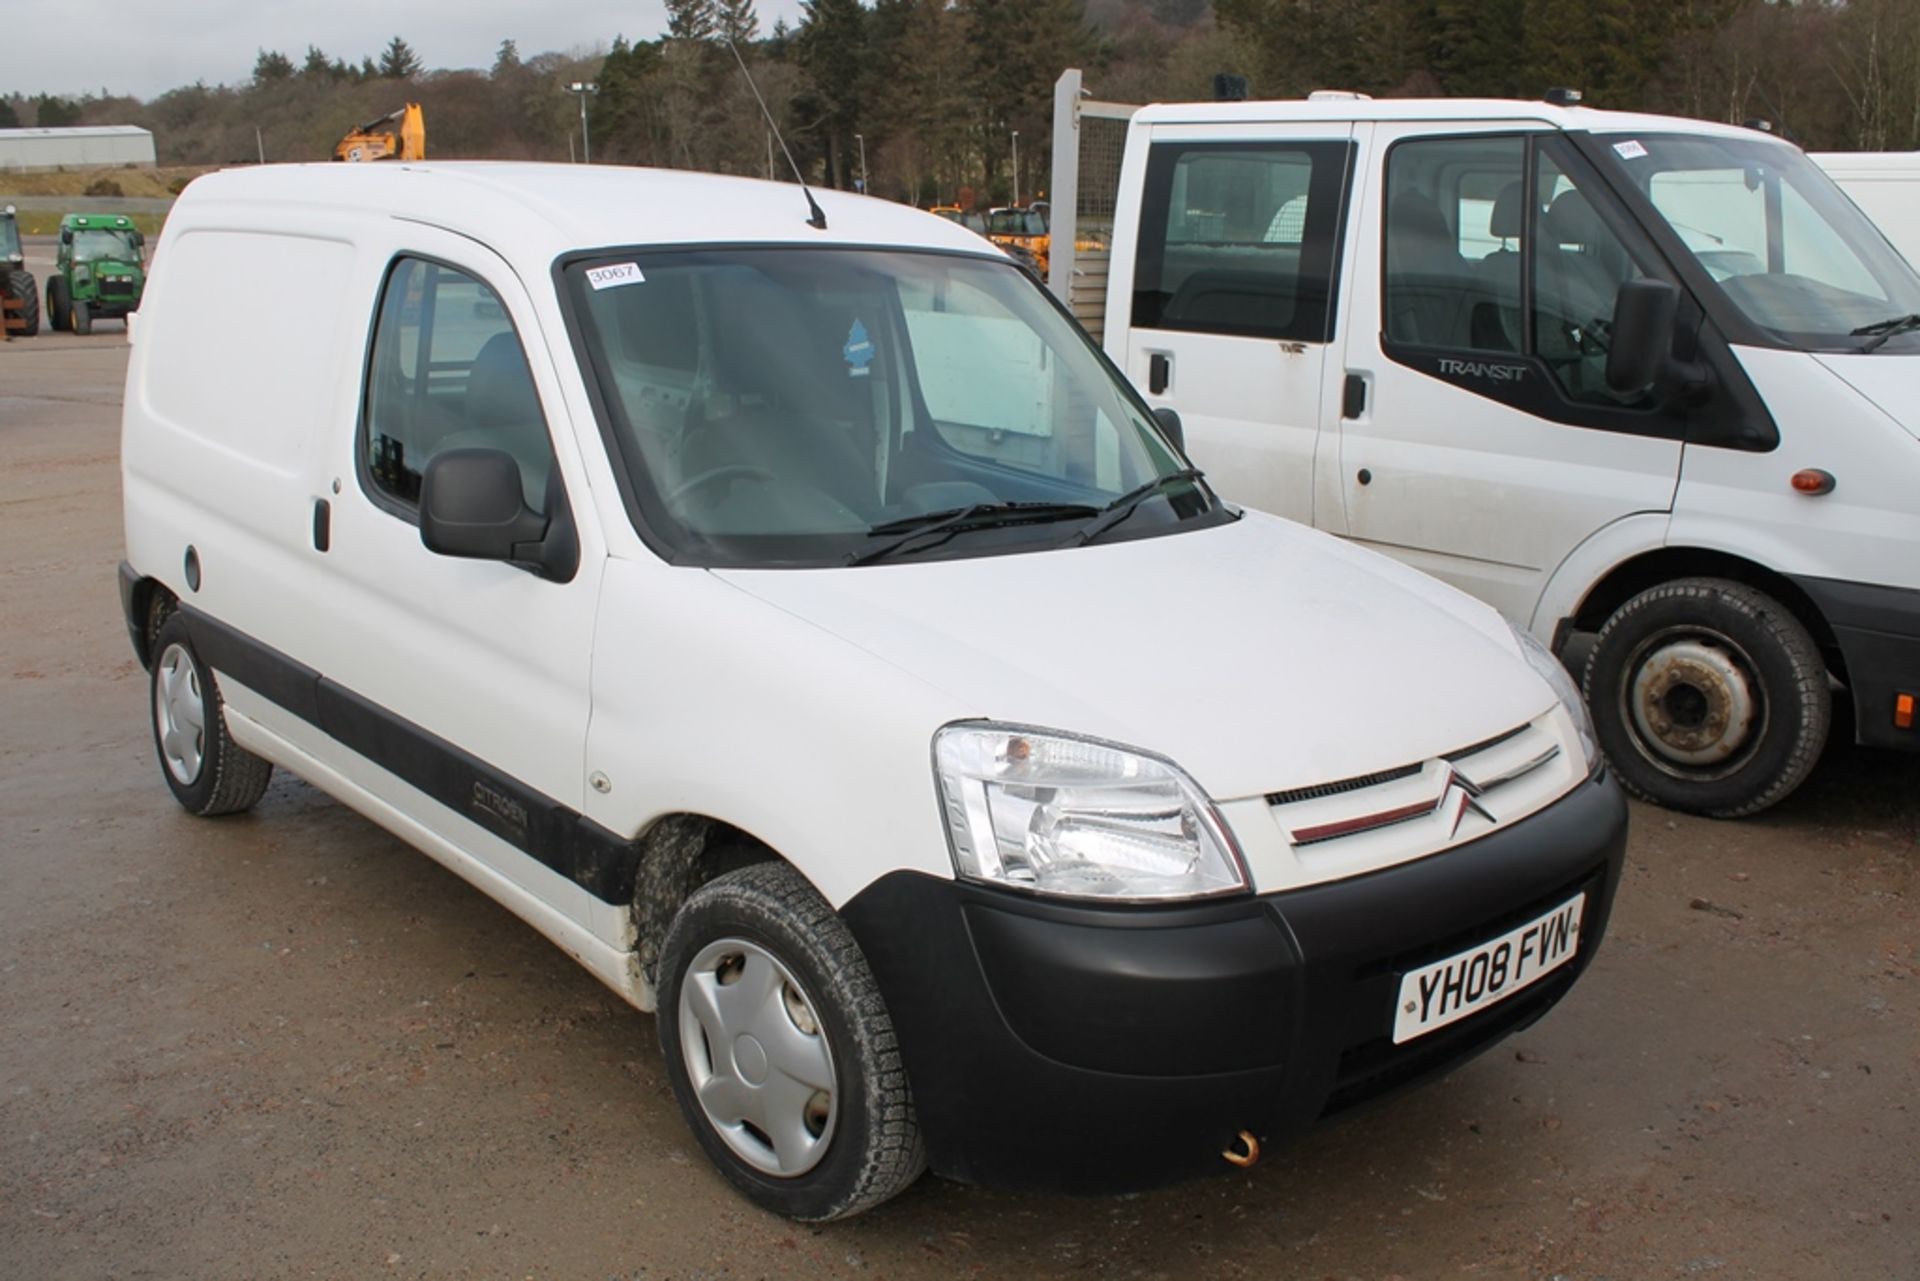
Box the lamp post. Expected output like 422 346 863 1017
1010 129 1020 206
568 81 598 163
854 132 868 194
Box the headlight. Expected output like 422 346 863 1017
1511 625 1598 770
932 723 1248 902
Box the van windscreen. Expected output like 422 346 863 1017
564 248 1227 568
1601 132 1920 352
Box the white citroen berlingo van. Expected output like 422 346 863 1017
121 162 1625 1219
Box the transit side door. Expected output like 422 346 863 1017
311 232 604 920
1332 125 1686 624
1117 123 1362 527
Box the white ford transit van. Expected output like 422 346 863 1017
121 163 1625 1219
1814 150 1920 265
1103 96 1920 818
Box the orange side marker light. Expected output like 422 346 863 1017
1897 693 1915 731
1791 469 1836 495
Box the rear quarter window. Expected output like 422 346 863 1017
139 230 356 476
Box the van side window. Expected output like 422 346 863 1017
1384 136 1652 408
1383 135 1526 351
1532 150 1650 406
1131 140 1355 342
362 257 555 515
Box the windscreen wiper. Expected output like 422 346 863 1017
1057 469 1208 548
847 501 1100 566
1850 313 1920 353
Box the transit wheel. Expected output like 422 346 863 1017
1584 577 1828 817
658 861 924 1220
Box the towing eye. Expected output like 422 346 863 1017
1222 1130 1261 1168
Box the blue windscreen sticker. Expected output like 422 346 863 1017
843 320 875 378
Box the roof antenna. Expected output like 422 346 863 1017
722 36 826 231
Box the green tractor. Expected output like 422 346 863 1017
1 205 39 336
48 212 146 335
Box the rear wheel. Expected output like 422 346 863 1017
149 614 273 816
47 275 71 332
657 862 924 1221
1584 577 1829 817
2 269 38 336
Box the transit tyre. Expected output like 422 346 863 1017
48 275 71 332
149 614 273 816
2 269 38 336
1584 577 1828 817
657 861 925 1221
72 298 92 335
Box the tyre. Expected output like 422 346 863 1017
47 275 71 332
1584 577 1829 817
2 269 38 336
657 862 924 1220
72 297 92 335
149 614 273 816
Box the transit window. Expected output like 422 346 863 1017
1383 135 1526 351
1132 140 1355 342
362 257 554 515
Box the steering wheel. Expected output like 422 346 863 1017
668 464 777 505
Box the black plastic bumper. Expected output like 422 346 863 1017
840 769 1628 1193
1794 575 1920 751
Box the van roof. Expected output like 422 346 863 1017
169 162 1007 264
1130 97 1791 147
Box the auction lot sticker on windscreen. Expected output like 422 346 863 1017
1392 892 1586 1043
587 263 645 290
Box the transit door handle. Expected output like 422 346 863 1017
1148 353 1170 395
312 498 331 552
1343 373 1367 419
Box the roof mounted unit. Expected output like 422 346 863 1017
1544 87 1583 107
1307 90 1372 102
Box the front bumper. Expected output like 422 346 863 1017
1793 575 1920 751
840 768 1627 1193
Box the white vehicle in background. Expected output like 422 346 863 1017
120 162 1626 1220
1101 92 1920 818
1813 150 1920 265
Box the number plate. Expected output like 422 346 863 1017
1392 893 1586 1044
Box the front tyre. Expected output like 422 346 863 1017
149 614 273 816
658 862 925 1221
1584 577 1829 818
72 298 92 335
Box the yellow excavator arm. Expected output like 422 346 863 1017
334 103 426 163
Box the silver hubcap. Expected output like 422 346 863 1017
154 642 207 785
678 938 836 1178
1625 631 1761 774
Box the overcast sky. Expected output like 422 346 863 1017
12 0 812 102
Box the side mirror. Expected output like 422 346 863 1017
59 228 73 245
1605 279 1677 393
1606 278 1713 401
419 448 557 573
1152 406 1185 456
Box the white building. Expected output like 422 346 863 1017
0 126 157 172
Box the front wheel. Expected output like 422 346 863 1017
657 862 925 1221
72 298 92 335
1584 577 1829 817
149 614 273 816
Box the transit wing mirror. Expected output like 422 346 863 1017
418 448 570 579
1606 278 1712 401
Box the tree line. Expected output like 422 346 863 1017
6 1 1920 207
